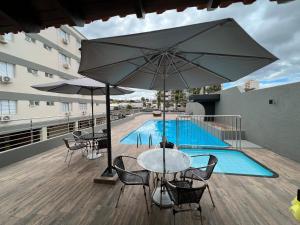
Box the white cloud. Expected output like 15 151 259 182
77 0 300 98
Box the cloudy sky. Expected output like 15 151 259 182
77 0 300 100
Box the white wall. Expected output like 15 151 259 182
215 82 300 162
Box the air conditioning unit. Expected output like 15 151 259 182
82 111 86 115
2 76 11 84
2 115 11 122
63 63 70 69
0 35 8 44
62 38 69 45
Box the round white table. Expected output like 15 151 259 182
137 148 191 207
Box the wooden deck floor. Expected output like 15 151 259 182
0 114 299 225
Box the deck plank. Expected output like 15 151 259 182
0 114 299 225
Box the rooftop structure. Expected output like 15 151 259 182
0 0 293 34
0 114 299 225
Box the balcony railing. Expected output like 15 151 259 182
0 109 140 152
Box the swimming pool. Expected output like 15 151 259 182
180 148 277 177
121 120 228 147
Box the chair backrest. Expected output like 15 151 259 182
113 156 127 182
165 180 207 205
205 155 218 179
63 138 70 149
72 130 82 140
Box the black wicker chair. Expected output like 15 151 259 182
63 138 88 167
164 175 208 225
180 154 218 207
113 155 151 214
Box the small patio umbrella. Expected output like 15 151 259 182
78 18 277 174
32 77 133 175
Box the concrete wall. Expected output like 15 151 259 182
185 102 205 115
215 82 300 162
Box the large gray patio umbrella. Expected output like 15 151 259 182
32 77 132 175
78 18 277 174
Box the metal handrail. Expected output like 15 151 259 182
176 114 242 150
148 134 152 148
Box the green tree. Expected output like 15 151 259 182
206 85 221 94
141 97 146 107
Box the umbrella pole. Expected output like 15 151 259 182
91 88 95 151
101 83 114 177
163 73 166 176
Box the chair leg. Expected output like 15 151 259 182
207 184 215 207
64 150 69 162
68 151 73 167
115 185 125 208
148 186 152 202
143 185 150 214
173 209 176 225
198 206 203 225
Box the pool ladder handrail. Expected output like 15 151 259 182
148 134 152 148
136 133 142 148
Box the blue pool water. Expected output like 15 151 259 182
181 148 276 177
121 120 228 147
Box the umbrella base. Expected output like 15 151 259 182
87 152 102 160
152 187 173 208
94 167 118 185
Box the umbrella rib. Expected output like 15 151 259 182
140 49 162 71
173 54 205 71
167 19 230 51
127 61 156 73
88 40 158 52
79 53 155 74
180 51 276 60
115 60 153 86
166 54 190 89
149 54 164 90
173 54 231 82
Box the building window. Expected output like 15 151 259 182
59 29 70 44
25 35 36 43
0 100 17 115
61 102 72 112
0 61 14 78
45 72 53 78
59 53 71 68
1 33 13 42
79 103 87 111
29 100 39 107
27 68 38 75
43 43 52 51
46 101 54 106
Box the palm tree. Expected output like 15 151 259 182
156 91 161 109
141 97 146 107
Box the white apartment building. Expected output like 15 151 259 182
244 80 260 91
0 26 106 124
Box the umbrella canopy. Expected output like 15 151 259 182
32 77 132 95
78 18 277 90
32 77 133 175
78 18 277 176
